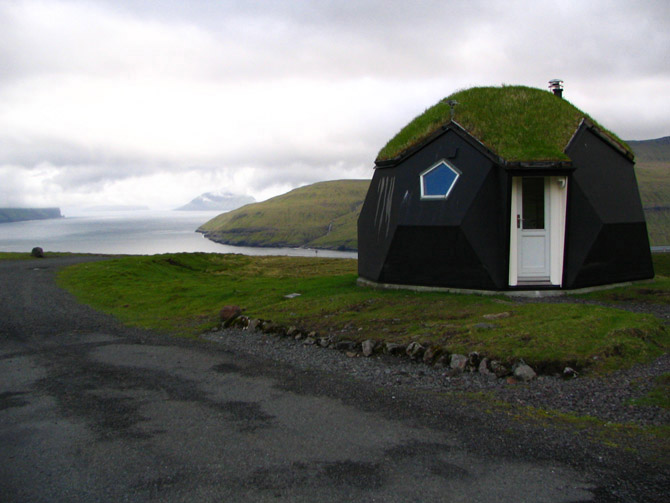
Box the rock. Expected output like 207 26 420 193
230 315 249 328
490 360 510 378
346 351 357 358
506 376 518 385
478 357 493 375
384 342 406 355
303 337 316 345
423 346 441 364
449 354 468 373
31 247 44 258
335 340 357 351
246 318 261 332
434 353 451 367
286 326 298 337
318 337 330 348
361 339 377 357
262 322 281 334
483 311 511 320
219 306 242 327
513 361 537 381
473 323 496 330
468 351 481 368
284 293 301 299
405 342 425 360
562 367 579 379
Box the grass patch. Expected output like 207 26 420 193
57 253 669 374
629 373 670 409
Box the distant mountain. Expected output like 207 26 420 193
198 180 369 251
176 191 255 211
0 207 62 224
628 136 670 163
629 136 670 245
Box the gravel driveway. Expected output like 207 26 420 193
0 256 668 502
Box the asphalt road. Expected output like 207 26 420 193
0 257 665 502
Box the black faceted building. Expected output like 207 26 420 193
358 85 653 291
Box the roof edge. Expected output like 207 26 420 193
566 118 635 162
374 121 503 169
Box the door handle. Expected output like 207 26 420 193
517 214 521 229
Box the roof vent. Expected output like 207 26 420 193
548 79 564 98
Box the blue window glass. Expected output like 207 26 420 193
420 160 460 199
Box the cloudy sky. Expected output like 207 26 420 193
1 0 668 211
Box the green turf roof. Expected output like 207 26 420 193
376 85 631 163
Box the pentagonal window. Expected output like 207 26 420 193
420 160 461 199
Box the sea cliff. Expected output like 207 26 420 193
0 208 63 224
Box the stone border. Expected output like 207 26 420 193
217 306 581 383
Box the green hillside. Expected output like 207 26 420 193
198 180 369 251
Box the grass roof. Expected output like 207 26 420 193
376 85 631 163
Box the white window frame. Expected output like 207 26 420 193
419 159 461 200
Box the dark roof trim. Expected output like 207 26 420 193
566 118 635 162
374 120 503 169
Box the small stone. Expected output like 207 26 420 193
335 340 357 351
478 357 492 375
406 341 425 360
303 337 316 345
513 361 537 381
434 353 450 367
483 311 511 320
506 376 518 385
219 305 242 327
286 326 298 337
423 346 441 364
384 342 406 355
490 360 510 378
230 315 249 328
263 322 280 334
284 293 301 299
449 354 468 373
31 247 44 258
361 339 377 357
294 333 304 340
562 367 579 379
318 337 330 347
346 351 357 358
246 319 261 331
307 331 317 339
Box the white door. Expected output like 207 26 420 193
509 176 568 287
517 177 550 281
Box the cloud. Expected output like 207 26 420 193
0 0 668 210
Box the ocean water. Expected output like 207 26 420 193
0 210 357 258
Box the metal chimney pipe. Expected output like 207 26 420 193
548 79 564 98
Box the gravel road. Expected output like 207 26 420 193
1 256 668 502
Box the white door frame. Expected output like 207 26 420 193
509 176 568 287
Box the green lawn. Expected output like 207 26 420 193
57 253 669 375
